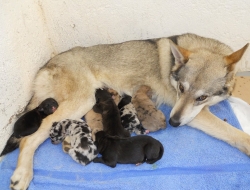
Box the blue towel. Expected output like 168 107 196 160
1 100 250 190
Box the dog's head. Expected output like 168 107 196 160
38 98 59 115
169 39 249 127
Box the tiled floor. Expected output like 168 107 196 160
233 72 250 104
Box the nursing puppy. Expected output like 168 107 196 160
118 94 149 135
93 131 164 168
132 85 166 132
50 119 98 165
84 88 121 141
93 89 130 138
0 98 58 156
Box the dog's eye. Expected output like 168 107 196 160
196 95 208 101
179 83 184 93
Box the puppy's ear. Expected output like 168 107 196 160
93 104 102 113
37 106 44 112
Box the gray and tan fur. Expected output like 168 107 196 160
10 33 250 190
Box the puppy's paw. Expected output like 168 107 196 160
10 167 33 190
136 163 142 166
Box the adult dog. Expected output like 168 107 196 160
10 33 249 189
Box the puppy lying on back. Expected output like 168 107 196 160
118 94 149 135
84 88 121 141
0 98 58 156
132 85 166 132
50 119 98 165
93 88 130 138
93 131 164 168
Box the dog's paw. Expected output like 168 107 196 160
10 167 33 190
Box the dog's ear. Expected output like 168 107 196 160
169 40 191 65
224 43 249 72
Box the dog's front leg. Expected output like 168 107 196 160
10 117 52 190
189 107 250 156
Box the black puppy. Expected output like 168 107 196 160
118 94 149 135
93 89 130 138
93 131 164 168
0 98 58 156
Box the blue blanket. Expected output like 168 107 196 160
1 100 250 190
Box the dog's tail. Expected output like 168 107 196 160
0 133 21 157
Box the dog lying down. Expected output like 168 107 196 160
118 94 149 135
0 98 58 157
132 85 166 132
93 131 164 168
50 119 98 165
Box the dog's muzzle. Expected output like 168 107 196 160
169 118 181 127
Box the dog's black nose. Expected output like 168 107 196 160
169 118 180 127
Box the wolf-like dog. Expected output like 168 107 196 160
10 33 249 190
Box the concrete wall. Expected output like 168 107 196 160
1 0 250 154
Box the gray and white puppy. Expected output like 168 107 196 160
118 94 149 135
50 119 98 165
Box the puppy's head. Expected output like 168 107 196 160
38 98 59 115
117 94 132 109
136 85 152 98
93 88 114 113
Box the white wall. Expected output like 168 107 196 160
0 0 250 154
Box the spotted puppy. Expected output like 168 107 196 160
93 131 164 168
0 98 58 157
118 94 149 135
50 119 98 165
93 89 130 138
132 85 166 132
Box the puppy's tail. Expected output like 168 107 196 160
0 133 21 157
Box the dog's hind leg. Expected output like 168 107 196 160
189 107 250 156
10 96 96 190
62 136 71 153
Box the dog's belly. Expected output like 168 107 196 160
33 40 176 109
